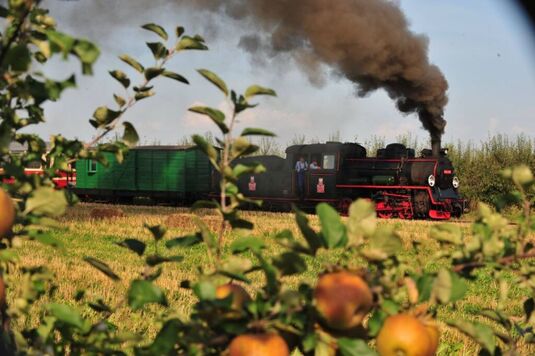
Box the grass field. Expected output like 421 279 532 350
9 203 535 355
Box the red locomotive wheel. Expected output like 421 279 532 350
378 211 394 219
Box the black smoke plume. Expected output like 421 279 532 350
186 0 449 141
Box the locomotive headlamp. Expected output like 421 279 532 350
428 174 436 187
452 176 460 188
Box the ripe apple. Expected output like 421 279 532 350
216 283 251 310
229 333 289 356
314 271 373 330
376 314 440 356
0 189 15 238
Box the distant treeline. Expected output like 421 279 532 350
172 132 534 207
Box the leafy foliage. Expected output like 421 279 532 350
1 2 535 356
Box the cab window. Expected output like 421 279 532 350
323 154 336 170
88 160 97 173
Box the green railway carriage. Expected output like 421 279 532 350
74 146 212 202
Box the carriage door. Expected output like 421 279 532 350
307 153 337 200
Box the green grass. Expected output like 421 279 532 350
8 203 535 355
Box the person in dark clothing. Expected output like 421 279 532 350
295 156 308 201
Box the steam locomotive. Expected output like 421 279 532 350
235 141 466 219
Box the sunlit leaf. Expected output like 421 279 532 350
48 303 90 333
188 106 228 133
109 70 130 88
197 69 228 96
119 54 144 73
83 257 121 281
128 280 168 310
176 36 208 51
122 121 139 147
240 128 276 137
24 187 67 217
116 238 146 256
244 85 277 100
317 203 347 249
162 70 189 84
141 23 168 40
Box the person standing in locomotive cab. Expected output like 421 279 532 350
295 156 308 201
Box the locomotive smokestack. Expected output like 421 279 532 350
432 138 441 157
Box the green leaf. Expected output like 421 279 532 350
244 85 277 100
116 238 146 256
231 236 265 253
295 207 323 254
138 319 183 355
193 280 216 301
416 273 435 302
83 257 121 281
134 91 154 101
240 128 276 137
122 121 139 147
317 203 347 248
166 234 202 248
197 69 228 96
273 252 307 276
119 54 144 73
146 42 168 60
4 44 31 71
145 254 184 266
145 224 166 241
347 199 376 246
47 30 75 55
109 70 130 88
114 94 126 107
88 299 113 313
145 67 165 81
188 106 228 133
192 134 218 164
447 319 496 354
433 269 467 304
176 36 208 51
232 163 266 178
367 308 388 337
231 137 254 158
29 230 64 248
176 26 185 37
141 23 168 40
72 39 100 74
361 227 402 261
24 187 67 217
48 304 90 333
93 106 121 126
193 216 216 251
162 70 189 84
128 280 168 310
338 338 378 356
229 218 254 230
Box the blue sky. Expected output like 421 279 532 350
36 0 535 149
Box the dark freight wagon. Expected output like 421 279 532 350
74 146 212 202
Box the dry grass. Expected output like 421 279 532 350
7 203 535 355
